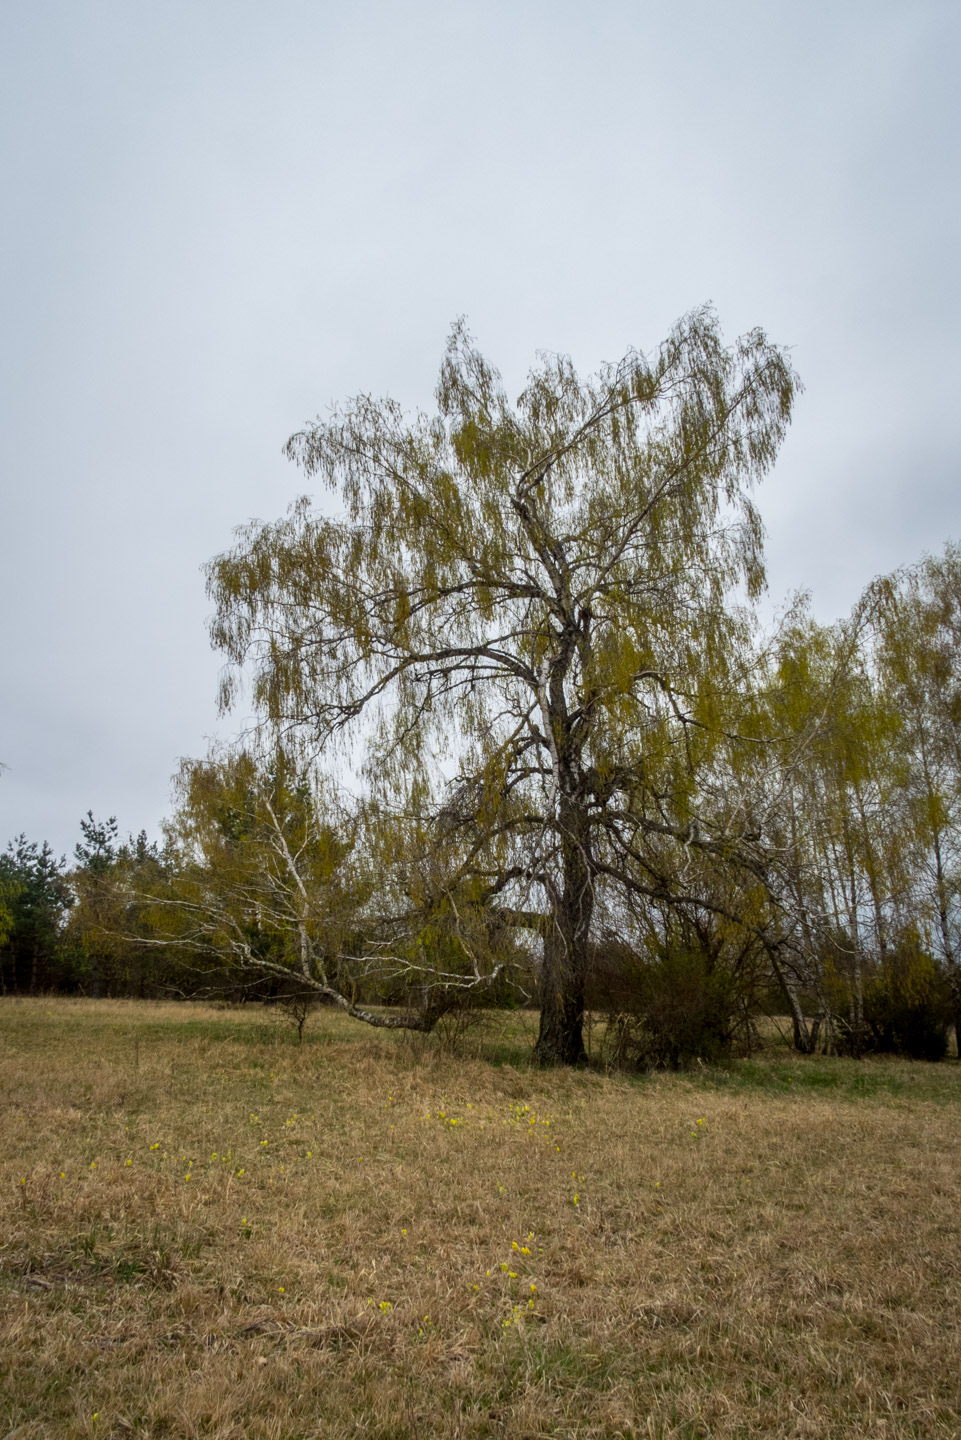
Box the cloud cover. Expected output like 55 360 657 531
1 0 959 858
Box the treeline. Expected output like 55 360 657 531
4 315 960 1066
2 545 959 1063
0 818 172 998
757 548 961 1062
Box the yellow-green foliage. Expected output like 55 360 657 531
201 310 801 1063
864 944 950 1060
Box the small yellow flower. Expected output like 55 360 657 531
278 1286 285 1294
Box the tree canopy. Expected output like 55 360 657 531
206 308 800 1062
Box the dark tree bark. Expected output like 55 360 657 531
533 802 594 1065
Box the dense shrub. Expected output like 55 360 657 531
592 943 740 1070
864 944 951 1061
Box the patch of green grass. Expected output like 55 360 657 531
701 1052 961 1102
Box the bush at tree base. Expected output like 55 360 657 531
589 943 751 1071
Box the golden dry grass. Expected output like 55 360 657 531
2 998 960 1439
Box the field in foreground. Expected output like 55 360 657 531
1 1000 960 1439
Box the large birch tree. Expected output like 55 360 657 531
206 308 799 1064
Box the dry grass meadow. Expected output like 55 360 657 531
2 998 960 1439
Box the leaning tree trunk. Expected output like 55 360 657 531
767 942 814 1054
533 803 593 1066
932 834 961 1060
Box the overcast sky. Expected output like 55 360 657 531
2 0 959 861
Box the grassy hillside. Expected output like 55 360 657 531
2 999 960 1438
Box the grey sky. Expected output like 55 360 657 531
2 0 959 860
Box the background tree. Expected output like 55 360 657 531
207 307 799 1063
0 873 19 952
66 812 120 996
0 837 72 993
64 819 176 997
875 545 961 1045
140 747 511 1024
759 609 909 1051
752 560 960 1058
